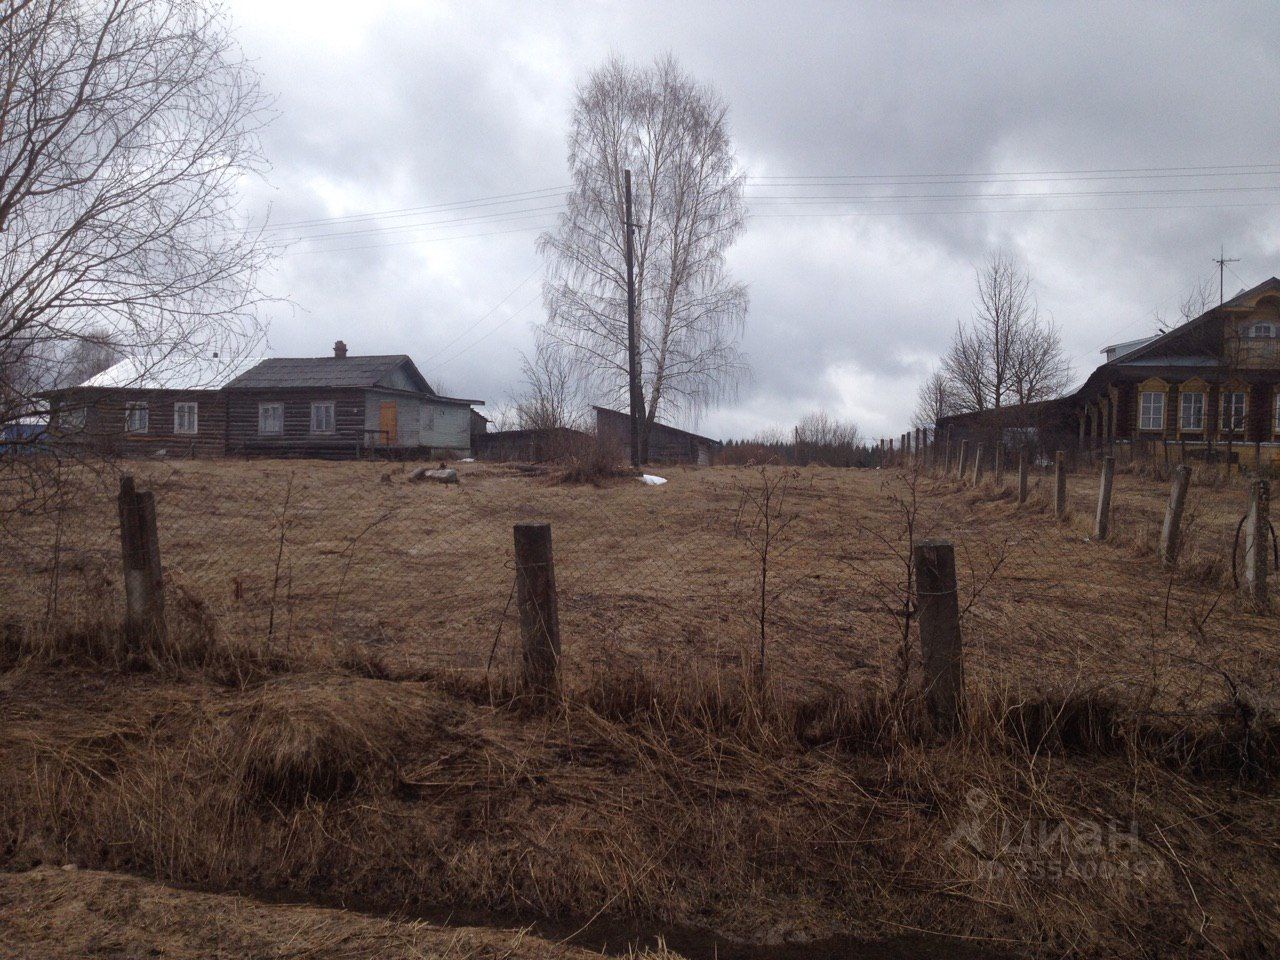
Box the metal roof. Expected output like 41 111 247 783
76 354 265 391
225 355 416 390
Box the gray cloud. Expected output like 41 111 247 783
229 0 1280 440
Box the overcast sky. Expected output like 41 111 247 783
228 0 1280 441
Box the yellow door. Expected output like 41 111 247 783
379 401 397 445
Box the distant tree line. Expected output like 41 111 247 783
722 412 873 466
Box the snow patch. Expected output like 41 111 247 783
640 474 667 486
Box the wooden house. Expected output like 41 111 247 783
46 342 484 459
936 276 1280 462
222 342 482 457
45 354 261 458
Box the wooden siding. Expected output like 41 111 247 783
225 388 366 456
50 389 226 457
595 407 718 464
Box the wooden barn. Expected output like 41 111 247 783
594 406 721 465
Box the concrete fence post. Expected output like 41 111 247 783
514 522 562 695
117 476 165 638
1054 450 1067 518
1094 455 1116 540
956 439 969 480
1160 465 1192 567
1017 452 1029 504
971 443 985 486
913 539 964 731
1244 479 1270 612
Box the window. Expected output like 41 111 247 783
310 401 335 434
1179 391 1205 432
258 402 283 436
61 405 86 434
1139 391 1165 431
1252 323 1276 338
1274 393 1280 435
1220 391 1247 433
174 402 198 435
125 402 148 433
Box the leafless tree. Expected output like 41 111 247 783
1180 277 1217 324
512 341 586 431
941 251 1070 413
912 367 958 430
0 0 270 448
538 55 748 461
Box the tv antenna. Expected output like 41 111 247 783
1213 244 1239 305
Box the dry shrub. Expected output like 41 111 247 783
553 435 635 486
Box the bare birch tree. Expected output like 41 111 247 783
0 0 270 448
538 55 748 461
912 367 958 430
512 341 586 431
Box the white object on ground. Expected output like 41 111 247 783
640 474 667 486
459 458 475 462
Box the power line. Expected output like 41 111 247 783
260 185 569 232
280 222 551 256
272 205 564 245
429 291 543 370
425 267 540 362
744 161 1280 180
746 185 1280 204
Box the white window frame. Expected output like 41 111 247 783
1220 390 1247 434
1138 390 1165 432
173 401 198 435
1273 393 1280 436
310 400 336 435
125 401 149 434
258 402 284 436
1179 391 1205 432
1252 322 1276 338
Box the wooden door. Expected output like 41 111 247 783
379 401 397 445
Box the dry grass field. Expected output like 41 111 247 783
2 457 1279 958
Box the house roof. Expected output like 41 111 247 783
224 354 484 406
594 406 721 446
1116 276 1280 367
226 355 421 390
70 354 265 391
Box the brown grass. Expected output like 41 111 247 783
4 456 1280 955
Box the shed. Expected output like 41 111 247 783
594 406 721 465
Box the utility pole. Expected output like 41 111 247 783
623 169 641 467
1214 244 1239 306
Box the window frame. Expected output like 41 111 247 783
258 402 284 436
173 401 199 435
1179 391 1205 432
1273 392 1280 436
1138 390 1166 432
1252 322 1276 339
310 400 336 435
60 404 86 434
124 401 149 434
1220 390 1248 434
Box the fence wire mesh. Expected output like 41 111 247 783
2 451 1279 710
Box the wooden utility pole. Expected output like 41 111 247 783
623 169 642 468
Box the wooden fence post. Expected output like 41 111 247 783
971 443 984 486
913 539 964 731
1054 450 1067 518
1094 455 1116 540
1160 465 1192 567
956 439 969 480
943 438 952 477
1244 479 1270 612
1017 452 1029 504
117 476 165 638
994 445 1004 487
514 522 561 695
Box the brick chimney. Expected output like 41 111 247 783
333 340 348 359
